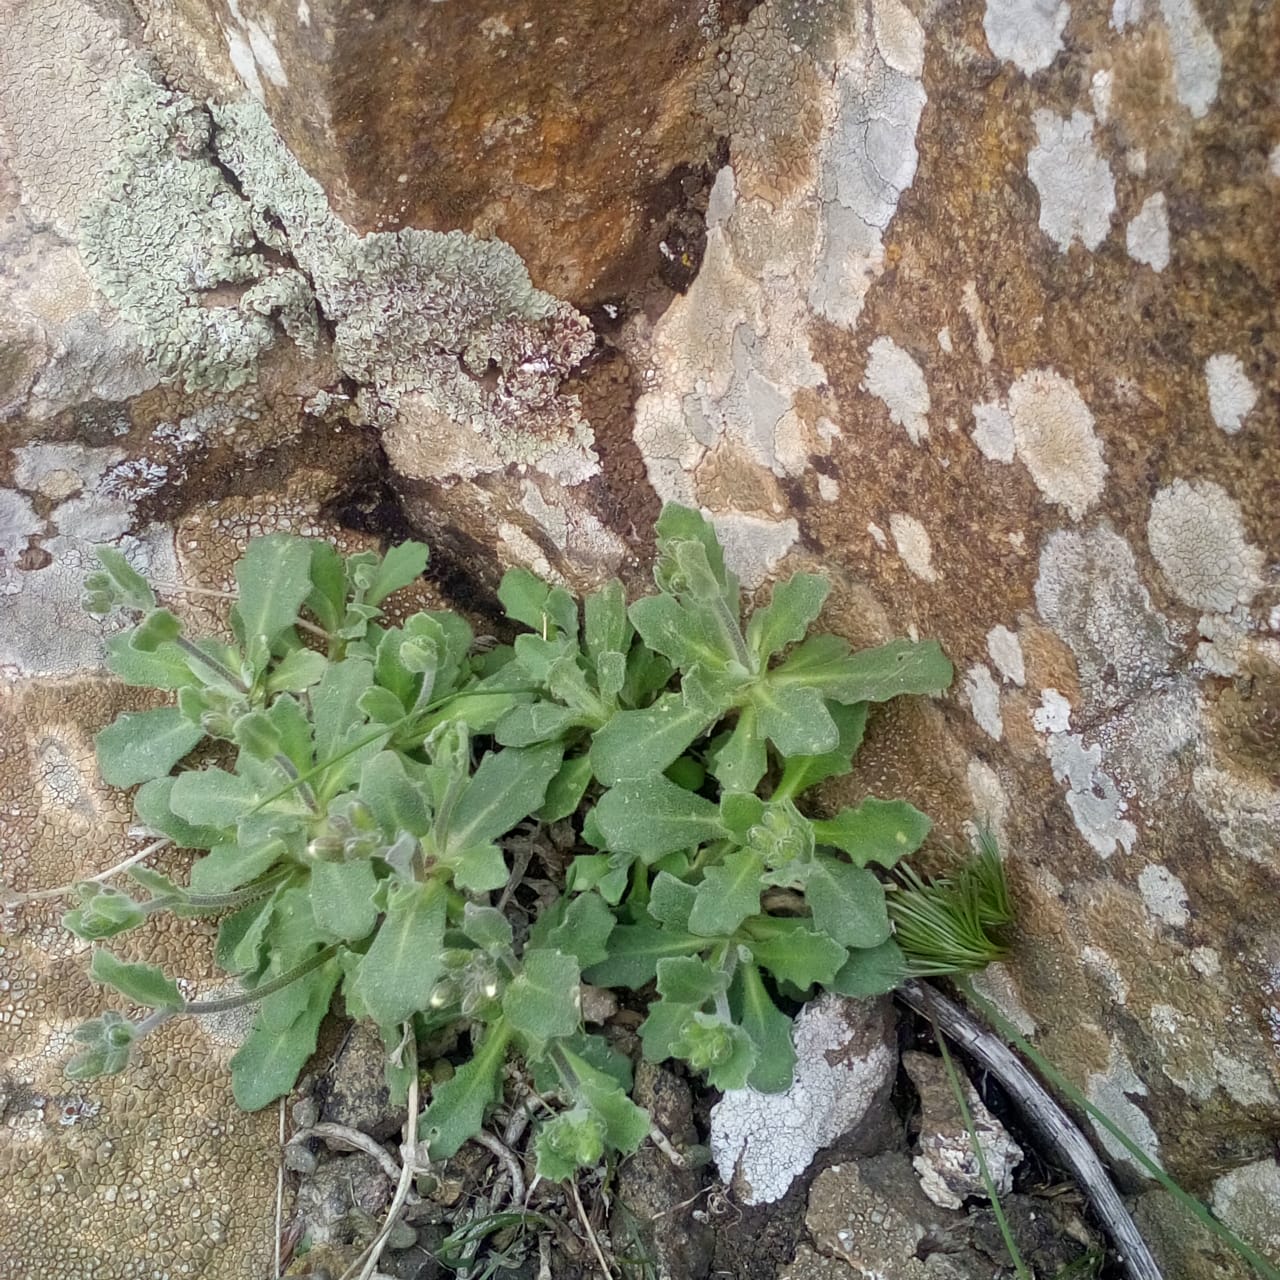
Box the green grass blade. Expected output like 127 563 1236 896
934 1032 1032 1280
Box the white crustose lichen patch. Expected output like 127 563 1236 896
1147 479 1264 612
1087 1042 1163 1173
971 400 1016 463
1126 192 1170 271
863 337 931 445
710 995 895 1205
1204 354 1258 434
708 512 800 590
986 624 1026 685
809 2 927 332
964 663 1004 740
1046 731 1137 857
1158 0 1221 119
982 0 1069 75
888 512 938 582
1137 863 1191 928
1027 110 1116 252
1007 368 1107 519
1033 688 1072 733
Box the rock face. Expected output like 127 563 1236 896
2 0 1278 1276
138 0 733 306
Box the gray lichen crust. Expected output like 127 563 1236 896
76 74 302 392
72 78 596 473
212 98 597 478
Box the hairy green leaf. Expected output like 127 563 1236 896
811 797 931 869
90 949 182 1010
445 743 563 851
419 1021 512 1158
230 958 340 1110
104 630 195 689
584 579 629 667
629 593 737 673
305 540 346 632
709 706 768 792
94 545 157 610
647 872 697 930
583 924 704 988
461 903 514 953
449 842 510 894
95 708 204 787
349 880 446 1026
133 777 224 850
828 937 908 997
66 1011 137 1080
529 892 615 969
309 858 379 942
747 573 829 664
190 839 287 894
748 922 846 988
732 962 796 1093
564 1049 651 1154
64 885 147 941
774 702 868 799
805 856 891 947
266 647 328 694
593 774 724 861
772 635 953 704
535 1107 605 1181
503 949 581 1053
655 955 726 1006
537 754 593 822
232 534 315 651
751 681 839 757
499 568 554 632
168 768 259 828
588 694 714 786
654 503 732 593
688 850 764 937
638 996 697 1062
366 541 429 607
360 751 432 837
494 702 582 748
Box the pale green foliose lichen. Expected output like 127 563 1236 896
76 78 595 472
76 74 306 393
210 98 595 468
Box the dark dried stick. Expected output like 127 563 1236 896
897 980 1163 1280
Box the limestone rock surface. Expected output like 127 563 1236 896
2 0 1279 1275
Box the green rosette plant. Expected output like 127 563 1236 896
65 504 957 1180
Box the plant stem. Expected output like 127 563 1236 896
178 867 292 913
3 837 171 906
175 635 250 694
153 580 329 641
272 753 319 812
182 944 342 1015
345 1026 421 1280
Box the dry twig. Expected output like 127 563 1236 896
897 980 1163 1280
290 1122 406 1186
568 1177 613 1278
473 1128 526 1208
275 1097 286 1280
338 1029 422 1280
